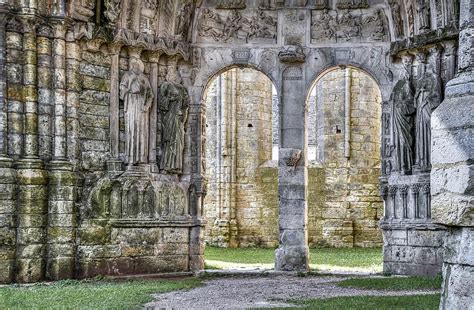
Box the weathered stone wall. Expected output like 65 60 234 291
204 67 383 248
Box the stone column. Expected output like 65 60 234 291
0 3 17 284
431 0 474 307
46 19 76 281
275 64 309 271
16 14 49 283
148 51 161 172
66 28 81 163
106 42 123 171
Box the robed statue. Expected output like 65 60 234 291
120 58 154 165
159 67 189 174
391 58 416 174
414 51 442 172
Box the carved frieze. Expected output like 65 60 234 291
310 8 388 44
216 0 246 9
336 0 369 9
197 9 277 43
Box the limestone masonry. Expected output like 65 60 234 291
0 0 472 309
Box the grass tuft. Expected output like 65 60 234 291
337 275 443 291
0 278 202 309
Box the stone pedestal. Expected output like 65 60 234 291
47 160 77 280
16 159 48 283
0 157 16 283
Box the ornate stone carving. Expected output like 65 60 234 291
70 0 96 22
406 1 415 37
176 3 193 40
120 58 154 165
216 0 246 9
279 44 306 63
416 0 431 33
104 0 122 25
336 0 369 9
284 148 302 170
391 56 415 174
338 10 361 41
414 48 442 172
363 9 385 41
311 8 388 43
389 0 404 39
197 9 277 43
159 65 189 174
314 0 329 9
446 0 460 26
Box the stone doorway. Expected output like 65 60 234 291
202 67 279 268
306 66 384 249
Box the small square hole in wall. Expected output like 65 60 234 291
336 126 342 134
248 124 253 128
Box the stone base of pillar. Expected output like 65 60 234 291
275 244 309 271
0 156 16 283
106 158 124 172
16 158 48 283
440 227 474 309
189 223 206 272
47 160 77 281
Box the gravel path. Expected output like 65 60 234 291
145 274 439 309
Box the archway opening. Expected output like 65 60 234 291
202 66 278 270
305 66 383 271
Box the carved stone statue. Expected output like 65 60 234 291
406 1 415 36
120 59 154 165
223 10 243 42
104 0 121 25
417 0 431 32
414 49 442 172
389 1 403 39
160 67 190 174
176 3 193 39
71 0 96 22
391 57 416 174
338 10 360 41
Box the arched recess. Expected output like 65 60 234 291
305 65 384 249
201 65 280 253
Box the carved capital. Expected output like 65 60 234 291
421 183 430 194
411 183 422 194
388 185 398 195
443 41 458 57
380 184 389 198
399 184 409 196
148 51 162 63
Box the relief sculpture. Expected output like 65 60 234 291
160 66 190 174
197 9 277 43
391 56 416 175
120 58 154 165
311 8 387 43
414 48 442 172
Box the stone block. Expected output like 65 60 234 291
440 263 474 309
16 244 46 259
163 228 189 243
77 245 121 258
48 243 75 257
47 227 75 244
0 259 14 284
407 229 445 247
275 245 309 271
79 225 110 245
121 245 154 257
155 243 190 256
47 257 75 281
444 227 474 265
17 228 46 245
16 258 45 283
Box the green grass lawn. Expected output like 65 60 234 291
205 247 383 272
337 275 443 291
284 294 440 309
0 278 202 309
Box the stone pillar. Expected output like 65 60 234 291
46 19 76 281
0 3 17 284
16 14 49 283
106 42 123 171
431 0 474 307
275 64 309 271
148 51 161 172
66 28 81 163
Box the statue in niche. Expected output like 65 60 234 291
176 3 193 40
389 0 403 39
104 0 121 25
70 0 96 22
414 48 442 172
120 58 154 165
417 0 431 32
160 67 190 174
391 57 416 174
